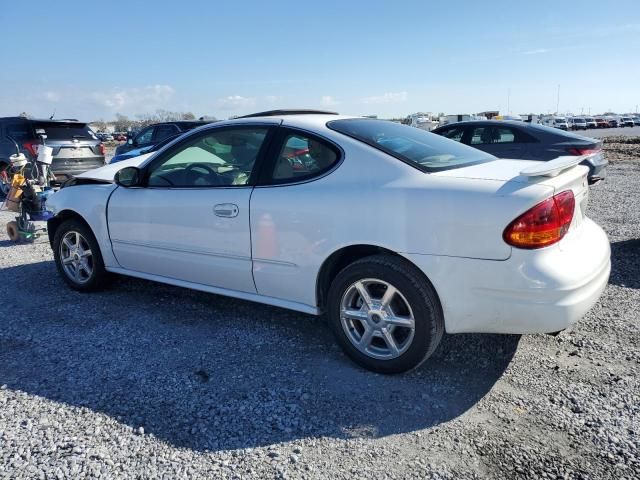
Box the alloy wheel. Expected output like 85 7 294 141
59 231 94 284
340 278 416 360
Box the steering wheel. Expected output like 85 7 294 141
184 163 222 185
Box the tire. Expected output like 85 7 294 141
327 254 444 374
6 221 20 242
52 219 110 292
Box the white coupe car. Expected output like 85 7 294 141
46 110 611 373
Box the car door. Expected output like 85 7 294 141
468 125 527 159
107 125 274 293
249 128 342 306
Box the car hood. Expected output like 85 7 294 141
75 152 154 182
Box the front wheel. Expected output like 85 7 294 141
327 254 444 374
53 219 110 291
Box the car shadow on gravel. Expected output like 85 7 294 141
0 260 519 452
609 239 640 289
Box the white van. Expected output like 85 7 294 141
542 116 569 130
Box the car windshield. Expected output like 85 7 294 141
574 118 585 122
327 118 494 172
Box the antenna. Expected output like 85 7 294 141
49 109 56 120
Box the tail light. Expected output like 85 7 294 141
503 190 575 249
22 141 40 157
567 147 601 156
99 143 106 156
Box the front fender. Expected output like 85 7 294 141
47 184 120 268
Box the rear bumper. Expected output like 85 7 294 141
51 157 105 180
582 153 608 183
403 218 610 334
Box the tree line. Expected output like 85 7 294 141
91 109 216 132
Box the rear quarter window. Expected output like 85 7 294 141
328 118 494 172
270 133 339 183
4 122 32 141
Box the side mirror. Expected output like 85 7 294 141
114 167 142 187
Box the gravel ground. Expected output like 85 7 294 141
0 144 638 479
584 126 640 140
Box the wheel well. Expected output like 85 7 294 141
316 245 404 311
47 210 90 247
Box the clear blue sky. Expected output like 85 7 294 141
2 0 639 120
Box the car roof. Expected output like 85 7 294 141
0 117 87 124
203 113 357 129
237 109 339 118
434 120 527 128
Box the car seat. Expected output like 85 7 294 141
480 129 494 144
273 156 293 179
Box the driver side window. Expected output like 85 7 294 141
135 127 154 145
147 128 268 188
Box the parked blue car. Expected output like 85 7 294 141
112 120 213 158
109 133 182 163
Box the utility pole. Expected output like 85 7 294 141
556 84 560 114
507 88 511 114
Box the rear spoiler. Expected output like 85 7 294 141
520 154 591 178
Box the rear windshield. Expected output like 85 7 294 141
327 118 494 172
31 121 97 141
573 118 585 122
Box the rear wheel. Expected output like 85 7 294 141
327 254 444 374
53 219 109 291
6 221 20 242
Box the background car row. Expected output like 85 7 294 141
0 113 613 191
95 132 127 142
566 115 639 130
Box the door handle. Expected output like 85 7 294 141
213 203 239 218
